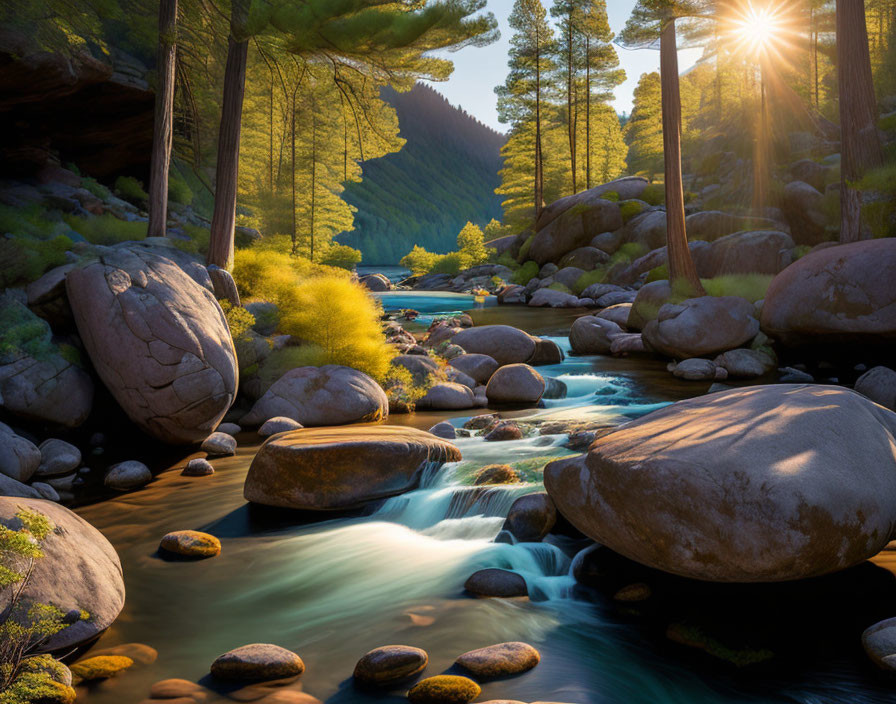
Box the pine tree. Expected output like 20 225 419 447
624 72 664 176
497 0 556 223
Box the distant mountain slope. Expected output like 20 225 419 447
336 83 505 264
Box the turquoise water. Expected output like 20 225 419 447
72 296 896 704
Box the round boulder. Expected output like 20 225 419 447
244 426 461 510
455 642 540 678
210 644 304 682
359 273 391 292
200 432 236 457
182 458 214 476
570 316 623 354
451 326 537 366
416 382 475 410
486 364 544 405
713 348 776 379
484 422 523 442
464 568 528 598
863 617 896 673
449 354 499 384
502 493 557 542
104 461 151 491
353 645 428 687
643 296 759 359
0 497 125 651
259 416 304 436
474 464 520 485
428 421 456 439
0 423 40 483
241 365 388 428
855 366 896 411
544 385 896 582
596 303 631 329
408 675 480 704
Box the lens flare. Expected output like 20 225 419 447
725 1 794 60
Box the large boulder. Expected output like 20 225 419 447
855 366 896 411
627 280 672 331
391 354 442 385
569 316 623 354
0 423 40 483
244 426 461 510
528 288 582 308
545 385 896 582
241 365 388 427
416 382 475 410
643 296 759 359
65 247 237 444
685 211 744 242
451 326 537 366
528 200 623 266
623 210 666 252
535 176 647 231
0 497 125 651
705 230 795 277
760 239 896 348
559 246 610 271
485 364 544 404
358 273 391 292
782 181 829 245
448 354 498 384
0 294 94 428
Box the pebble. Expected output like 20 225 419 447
455 641 540 678
464 568 528 598
210 644 304 681
407 675 480 704
200 432 236 456
259 417 303 436
160 531 221 558
182 458 215 476
353 645 428 687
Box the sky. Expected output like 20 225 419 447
425 0 703 132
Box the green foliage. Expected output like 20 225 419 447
382 365 434 412
573 268 606 293
400 245 438 275
457 222 488 266
0 667 75 704
0 205 66 240
80 177 112 201
641 183 665 206
494 251 520 270
619 199 645 223
701 274 773 303
113 176 148 205
517 232 535 261
510 260 539 285
0 236 73 289
254 347 322 393
645 263 668 283
0 296 55 362
219 300 255 342
547 282 572 293
64 214 146 245
430 252 466 275
624 72 663 177
601 191 620 202
319 243 362 270
167 173 193 206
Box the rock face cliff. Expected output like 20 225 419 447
0 29 154 180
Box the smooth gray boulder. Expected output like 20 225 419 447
643 296 759 359
0 423 40 482
451 326 537 366
545 385 896 582
241 365 388 427
486 364 544 404
416 382 475 410
570 316 623 354
448 354 499 384
104 460 151 490
855 366 896 411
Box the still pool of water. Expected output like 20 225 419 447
72 294 896 704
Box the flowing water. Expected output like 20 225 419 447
73 293 896 704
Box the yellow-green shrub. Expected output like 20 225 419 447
114 176 147 204
701 274 773 302
64 214 146 245
573 268 607 294
400 245 437 274
641 183 665 206
510 260 538 285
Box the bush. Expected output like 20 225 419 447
400 245 437 275
64 214 146 245
219 300 255 342
701 274 773 302
168 173 193 205
517 232 535 261
279 275 395 380
319 243 362 270
114 176 148 205
619 200 644 223
510 260 539 285
382 365 433 412
573 268 607 294
494 251 519 270
457 222 488 266
0 205 66 240
0 236 73 288
80 177 112 201
430 252 466 275
641 183 665 206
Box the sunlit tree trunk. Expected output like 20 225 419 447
837 0 883 243
566 17 577 194
291 95 297 255
660 18 703 295
585 37 592 190
534 22 545 220
207 0 249 269
310 111 317 262
147 0 178 238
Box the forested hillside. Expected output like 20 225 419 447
336 84 505 264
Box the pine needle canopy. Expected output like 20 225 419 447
617 0 715 49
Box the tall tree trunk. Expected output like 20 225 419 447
585 38 592 190
147 0 178 238
566 18 577 194
837 0 883 243
310 112 317 262
660 19 703 295
207 0 249 269
534 23 544 221
291 96 297 255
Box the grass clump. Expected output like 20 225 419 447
573 268 607 294
641 183 665 206
700 274 773 302
0 296 56 361
64 213 146 245
619 200 645 223
517 232 536 261
0 235 73 288
114 176 148 205
510 260 539 285
167 173 193 206
601 190 620 202
80 177 112 201
0 205 66 240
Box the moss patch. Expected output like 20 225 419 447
70 655 133 683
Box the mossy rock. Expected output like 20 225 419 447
474 464 521 486
70 655 134 683
0 671 76 704
159 530 222 558
407 675 480 704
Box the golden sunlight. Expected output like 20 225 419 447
726 1 793 60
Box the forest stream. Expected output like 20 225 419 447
68 293 896 704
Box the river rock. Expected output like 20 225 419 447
210 644 305 682
862 617 896 673
244 426 461 510
669 358 722 381
503 493 557 542
353 645 428 687
560 246 610 270
217 422 241 435
104 460 151 490
200 432 236 456
760 239 896 348
529 199 623 266
486 364 545 404
452 325 537 366
359 273 391 292
32 482 59 501
713 348 776 379
528 338 564 365
528 288 582 308
407 675 480 704
474 464 520 485
570 316 623 354
160 530 221 558
581 283 624 300
455 642 540 678
484 422 523 442
643 296 759 359
241 365 388 427
596 303 631 329
149 679 207 699
259 416 304 436
855 366 896 411
610 333 647 355
0 497 124 651
627 280 672 331
37 439 81 477
449 354 499 384
446 367 477 389
0 295 94 428
782 180 828 245
0 423 41 482
596 290 637 307
417 382 475 410
545 384 896 582
465 568 528 597
705 230 795 277
65 247 238 444
182 458 214 476
70 655 133 682
428 421 457 439
0 473 41 497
